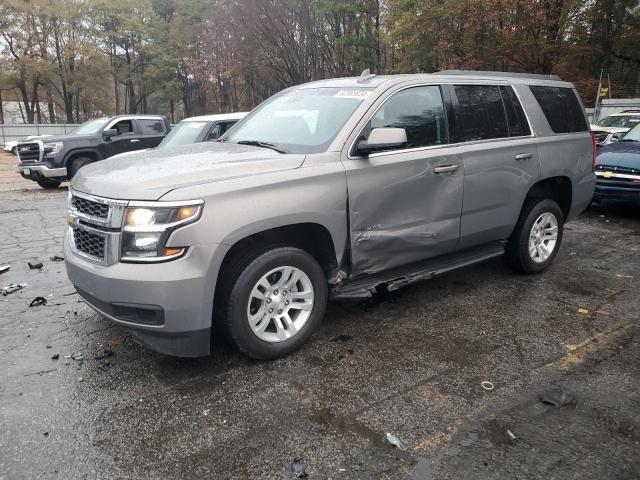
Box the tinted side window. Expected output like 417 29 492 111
207 124 223 141
500 86 531 137
112 119 133 135
453 85 508 141
371 85 447 149
529 86 588 133
139 119 165 135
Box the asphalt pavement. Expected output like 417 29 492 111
1 151 638 479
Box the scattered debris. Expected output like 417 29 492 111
615 273 633 279
50 255 64 262
43 432 49 437
332 334 353 343
385 432 404 449
94 349 114 361
66 353 84 361
538 386 576 407
577 308 589 315
506 429 518 442
291 458 308 478
2 282 27 296
51 353 59 360
481 381 494 391
0 265 9 274
77 377 84 383
24 369 57 377
28 260 43 270
596 310 611 316
29 297 47 307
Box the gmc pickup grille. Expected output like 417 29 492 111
17 142 41 163
73 227 106 260
72 196 110 219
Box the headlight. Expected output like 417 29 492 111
120 202 203 261
44 142 64 154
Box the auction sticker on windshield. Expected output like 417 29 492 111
335 90 371 99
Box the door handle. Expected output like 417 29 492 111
514 153 533 160
433 164 460 174
130 139 140 143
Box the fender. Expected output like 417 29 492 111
63 148 103 167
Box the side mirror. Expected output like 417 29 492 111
102 129 118 140
355 128 407 156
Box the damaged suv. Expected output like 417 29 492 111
65 71 595 358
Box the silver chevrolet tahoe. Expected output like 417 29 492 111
65 71 596 359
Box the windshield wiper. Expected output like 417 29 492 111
235 140 287 154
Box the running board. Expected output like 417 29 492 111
331 242 506 299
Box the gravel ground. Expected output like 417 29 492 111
0 151 638 479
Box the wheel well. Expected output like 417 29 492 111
219 223 338 281
524 177 572 221
66 151 99 167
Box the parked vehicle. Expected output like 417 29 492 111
4 135 52 155
594 122 640 203
65 71 595 359
591 110 640 146
16 115 170 189
108 112 247 159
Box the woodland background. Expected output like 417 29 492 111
1 0 639 123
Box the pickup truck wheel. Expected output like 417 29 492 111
221 247 328 359
68 157 92 178
36 177 62 189
506 199 564 274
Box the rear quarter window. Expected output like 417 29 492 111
529 86 588 134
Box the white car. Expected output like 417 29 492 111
591 111 640 146
4 135 52 154
108 112 248 160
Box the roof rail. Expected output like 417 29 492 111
434 70 562 81
620 109 640 113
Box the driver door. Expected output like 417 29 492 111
343 85 464 275
105 119 138 157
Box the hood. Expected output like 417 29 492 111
596 140 640 170
590 125 629 134
71 141 306 200
21 134 97 143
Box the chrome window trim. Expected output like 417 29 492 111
105 116 165 132
347 82 536 161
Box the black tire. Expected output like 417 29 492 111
68 156 93 179
36 177 62 189
506 198 564 274
218 246 328 359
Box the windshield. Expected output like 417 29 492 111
223 87 373 154
596 115 640 128
621 123 640 141
70 118 110 135
158 121 209 149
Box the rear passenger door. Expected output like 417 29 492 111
344 85 465 275
136 118 168 149
451 84 541 249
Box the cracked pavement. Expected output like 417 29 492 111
0 152 639 479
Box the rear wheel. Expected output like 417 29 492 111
68 156 93 179
506 198 564 273
36 177 62 189
219 246 328 359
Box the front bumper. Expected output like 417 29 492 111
18 163 67 178
64 231 230 357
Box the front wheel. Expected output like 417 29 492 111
220 247 328 359
506 199 564 274
36 177 62 189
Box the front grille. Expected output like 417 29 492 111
72 195 110 219
596 164 640 175
18 142 41 163
73 228 106 260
